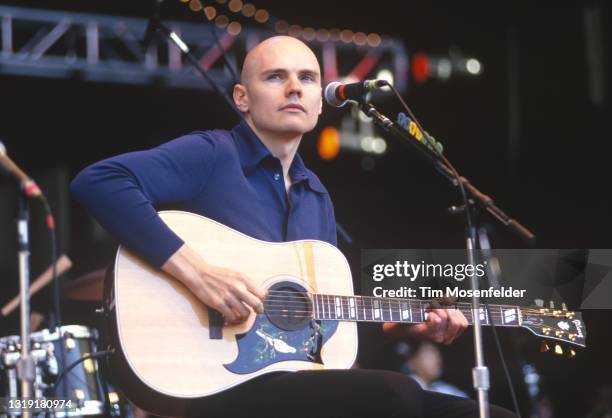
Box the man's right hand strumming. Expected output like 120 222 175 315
161 244 266 324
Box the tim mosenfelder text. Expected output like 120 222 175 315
370 261 527 298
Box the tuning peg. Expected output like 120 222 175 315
554 344 563 355
549 301 555 310
534 299 544 308
555 330 564 337
568 333 577 342
542 327 551 335
540 341 550 352
562 302 568 311
567 349 576 359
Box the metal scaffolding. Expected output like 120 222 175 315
0 5 409 92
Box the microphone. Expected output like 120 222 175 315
0 141 43 199
143 0 165 52
324 79 387 108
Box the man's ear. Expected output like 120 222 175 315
233 84 249 112
318 95 323 115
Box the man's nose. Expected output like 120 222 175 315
286 75 302 97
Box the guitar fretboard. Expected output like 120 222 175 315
312 294 522 327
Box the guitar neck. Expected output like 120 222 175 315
311 294 522 328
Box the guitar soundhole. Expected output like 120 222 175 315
264 281 313 331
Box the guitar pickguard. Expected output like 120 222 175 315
224 315 338 374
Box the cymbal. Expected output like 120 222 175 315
63 269 106 301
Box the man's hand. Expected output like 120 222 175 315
383 306 468 345
162 244 266 324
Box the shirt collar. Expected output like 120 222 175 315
231 120 328 195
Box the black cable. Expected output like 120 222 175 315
203 3 239 85
482 301 523 418
54 350 114 389
383 83 522 418
41 197 61 329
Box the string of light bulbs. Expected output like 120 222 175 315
179 0 383 47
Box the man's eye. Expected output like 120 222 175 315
267 73 282 80
301 74 315 82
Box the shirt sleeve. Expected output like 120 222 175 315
70 132 217 268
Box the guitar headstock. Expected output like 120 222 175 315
520 301 586 354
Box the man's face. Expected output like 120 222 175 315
234 37 322 139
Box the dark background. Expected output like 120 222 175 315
1 1 610 417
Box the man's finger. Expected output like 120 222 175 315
244 278 267 301
443 311 461 344
236 286 265 314
224 293 250 321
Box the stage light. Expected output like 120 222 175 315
318 127 341 160
466 58 482 75
189 0 203 12
241 3 256 17
316 29 330 42
375 68 394 88
254 9 269 23
353 32 367 46
412 53 430 84
215 15 229 28
329 28 341 42
340 30 353 44
371 138 387 154
227 21 242 36
274 20 288 33
228 0 242 13
360 136 373 152
436 58 452 80
288 25 302 37
302 27 316 41
204 6 216 20
366 33 381 48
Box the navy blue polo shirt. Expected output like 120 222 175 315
70 120 337 268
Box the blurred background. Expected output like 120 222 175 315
0 1 610 417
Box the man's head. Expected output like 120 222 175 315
233 36 322 140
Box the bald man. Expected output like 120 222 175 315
71 36 514 418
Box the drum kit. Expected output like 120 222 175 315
1 267 133 418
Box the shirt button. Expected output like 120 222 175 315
273 173 281 181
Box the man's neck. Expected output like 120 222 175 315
245 118 302 181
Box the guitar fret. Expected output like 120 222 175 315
392 299 400 322
362 297 367 320
314 293 525 331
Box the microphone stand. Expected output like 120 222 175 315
356 101 535 418
144 17 242 118
16 185 34 418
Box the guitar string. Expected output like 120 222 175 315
250 311 576 337
261 302 545 321
264 291 546 310
262 301 548 319
261 296 547 315
262 290 548 313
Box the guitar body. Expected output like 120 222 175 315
107 211 357 416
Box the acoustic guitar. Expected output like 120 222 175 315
105 211 586 416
